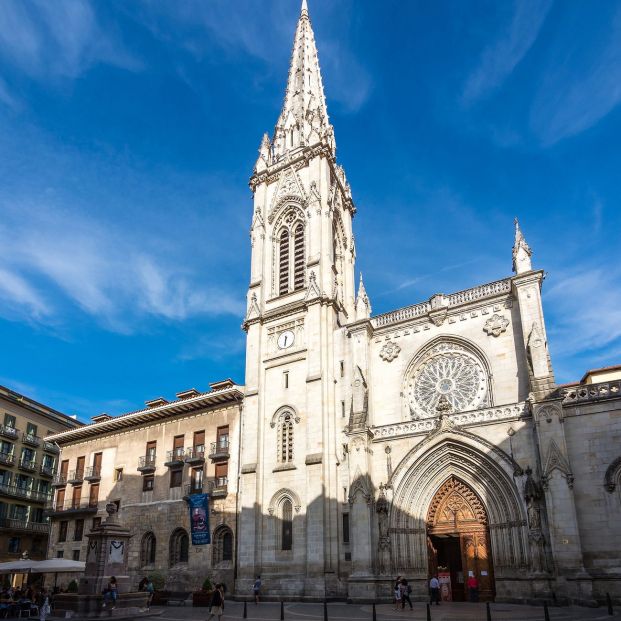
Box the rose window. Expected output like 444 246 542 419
406 343 488 419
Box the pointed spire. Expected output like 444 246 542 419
355 273 371 320
271 0 335 160
254 132 272 173
513 217 532 274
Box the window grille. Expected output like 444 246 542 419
293 224 305 290
279 229 290 295
278 413 294 463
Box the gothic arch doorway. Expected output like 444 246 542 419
426 476 495 602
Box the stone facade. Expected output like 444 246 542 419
0 384 81 565
46 381 242 591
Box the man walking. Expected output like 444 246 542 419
253 576 261 604
429 575 440 606
400 579 413 610
467 574 479 602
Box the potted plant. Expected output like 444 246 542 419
67 580 79 593
192 578 214 607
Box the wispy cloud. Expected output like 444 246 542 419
0 0 140 83
463 0 552 104
530 7 621 146
0 203 244 333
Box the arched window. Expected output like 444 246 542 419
141 531 156 567
279 229 289 295
293 224 305 290
169 528 189 567
212 526 234 565
277 412 294 463
281 499 293 551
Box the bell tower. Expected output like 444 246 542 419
238 0 357 598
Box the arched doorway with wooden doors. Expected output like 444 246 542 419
426 476 495 602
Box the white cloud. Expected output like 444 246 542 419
0 0 140 80
0 267 50 320
463 0 552 104
530 8 621 146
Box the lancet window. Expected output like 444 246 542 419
277 412 294 463
140 531 156 566
212 525 234 564
281 498 293 551
169 528 189 567
276 214 305 295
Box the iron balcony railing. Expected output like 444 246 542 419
43 441 60 454
0 451 15 466
39 463 55 477
209 439 230 460
84 466 101 480
52 473 67 486
0 483 51 503
0 517 49 534
67 469 84 484
0 425 19 440
18 458 37 472
184 446 205 463
137 455 156 471
165 448 185 466
22 432 41 447
46 500 98 515
184 482 204 497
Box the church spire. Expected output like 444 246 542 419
513 218 533 274
272 0 335 160
355 273 371 320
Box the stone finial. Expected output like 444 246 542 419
355 273 371 320
512 217 532 274
255 133 271 173
105 502 118 521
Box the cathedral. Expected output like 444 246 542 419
46 0 621 607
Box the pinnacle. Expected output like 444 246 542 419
301 0 309 17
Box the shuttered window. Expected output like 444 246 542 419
293 224 305 290
279 229 289 295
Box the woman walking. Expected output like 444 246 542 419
393 576 402 610
207 583 225 621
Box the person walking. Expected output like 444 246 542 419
253 576 261 604
108 577 118 610
429 575 440 606
145 578 154 610
393 576 402 610
467 574 479 602
400 579 413 610
207 583 224 621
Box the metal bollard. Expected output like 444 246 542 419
280 601 284 621
486 601 491 621
607 592 614 615
243 600 247 619
372 603 377 621
426 602 431 621
543 601 550 621
324 600 328 621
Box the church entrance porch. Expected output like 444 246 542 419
426 476 495 602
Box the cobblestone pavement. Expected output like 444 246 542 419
153 600 621 621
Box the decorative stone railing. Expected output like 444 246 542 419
371 402 528 441
372 277 512 329
560 380 621 405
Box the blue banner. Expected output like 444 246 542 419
189 493 210 545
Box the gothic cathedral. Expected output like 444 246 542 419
236 1 621 606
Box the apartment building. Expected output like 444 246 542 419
0 385 82 562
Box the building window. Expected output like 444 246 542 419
8 537 20 554
172 435 184 459
72 550 80 561
277 411 294 463
92 517 101 530
170 469 182 488
115 468 123 482
216 426 229 450
89 484 99 507
212 526 234 565
293 224 305 290
342 513 350 544
58 521 68 543
141 532 156 567
143 475 154 492
283 371 289 389
169 528 189 566
26 422 38 437
281 499 293 551
56 550 64 559
340 360 344 378
74 519 84 542
278 229 290 295
3 414 16 429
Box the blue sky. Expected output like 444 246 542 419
0 0 620 421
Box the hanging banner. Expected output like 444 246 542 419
188 493 210 545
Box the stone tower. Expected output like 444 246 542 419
237 0 357 598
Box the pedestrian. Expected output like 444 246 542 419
429 575 440 606
38 589 51 621
145 578 154 610
253 575 261 604
207 583 224 621
138 576 148 591
467 574 479 602
400 579 413 610
108 577 118 610
393 576 402 610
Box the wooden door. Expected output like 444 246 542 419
76 456 85 477
93 452 102 473
89 484 99 507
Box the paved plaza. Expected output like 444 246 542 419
152 601 621 621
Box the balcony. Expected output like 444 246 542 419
137 455 156 474
0 517 49 534
0 425 19 441
210 477 228 498
18 458 37 473
0 451 15 467
51 474 67 487
184 446 205 465
67 470 84 484
164 449 185 468
43 441 60 454
39 463 55 478
84 466 101 482
183 482 204 500
0 483 51 503
209 440 230 461
22 432 41 448
45 500 98 518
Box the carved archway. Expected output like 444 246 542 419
426 476 495 602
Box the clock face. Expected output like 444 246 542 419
277 330 295 350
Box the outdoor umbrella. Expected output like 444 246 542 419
30 560 85 573
0 559 36 574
